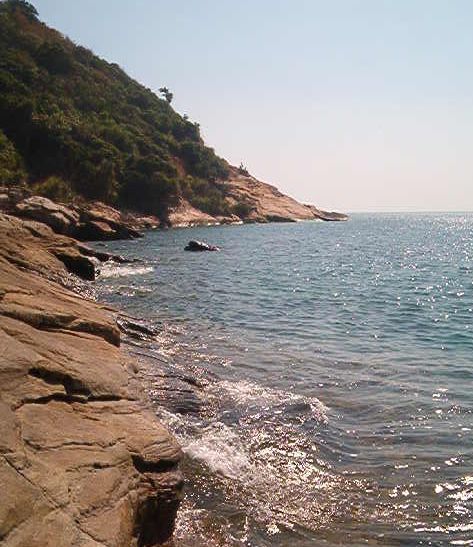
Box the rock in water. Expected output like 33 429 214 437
184 240 220 252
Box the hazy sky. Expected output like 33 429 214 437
33 0 473 212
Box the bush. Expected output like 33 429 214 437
32 175 72 201
232 202 252 218
36 42 73 74
0 129 26 184
3 0 38 21
120 171 180 220
238 163 249 176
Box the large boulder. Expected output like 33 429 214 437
79 201 143 240
0 214 97 281
12 196 144 241
74 219 119 241
15 196 80 235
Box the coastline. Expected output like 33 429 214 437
0 212 183 546
0 190 347 545
0 187 347 242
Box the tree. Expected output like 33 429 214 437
158 86 173 104
238 162 249 176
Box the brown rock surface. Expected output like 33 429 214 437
168 199 221 228
223 169 316 222
305 204 349 222
222 167 348 223
5 193 144 242
0 213 182 546
78 202 144 240
14 196 80 235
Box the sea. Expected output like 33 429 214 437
94 213 473 546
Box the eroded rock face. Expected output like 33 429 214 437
0 212 183 546
11 196 145 242
305 205 349 222
0 214 136 282
15 195 80 235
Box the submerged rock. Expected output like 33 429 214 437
116 314 161 340
184 240 220 252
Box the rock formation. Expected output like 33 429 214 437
0 213 182 546
2 184 347 235
0 190 148 241
223 167 348 223
184 240 220 252
168 167 348 227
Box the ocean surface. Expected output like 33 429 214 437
94 213 473 546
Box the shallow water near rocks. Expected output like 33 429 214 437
95 213 473 546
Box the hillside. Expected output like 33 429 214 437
0 0 346 224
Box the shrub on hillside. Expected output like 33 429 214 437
32 175 72 201
0 129 26 184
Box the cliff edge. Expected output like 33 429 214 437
0 213 182 546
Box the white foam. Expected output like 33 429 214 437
99 263 154 278
184 425 251 479
208 379 328 422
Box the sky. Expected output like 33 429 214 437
33 0 473 212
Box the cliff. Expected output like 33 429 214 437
0 212 183 546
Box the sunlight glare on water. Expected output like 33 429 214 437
96 213 473 546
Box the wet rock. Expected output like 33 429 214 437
184 240 220 252
77 243 132 264
116 315 161 340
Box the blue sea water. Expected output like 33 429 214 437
95 213 473 546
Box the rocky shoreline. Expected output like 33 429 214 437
1 178 347 239
0 212 183 546
0 181 346 545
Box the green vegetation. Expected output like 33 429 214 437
0 129 26 184
31 175 72 201
0 0 232 221
231 201 253 218
238 162 250 176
